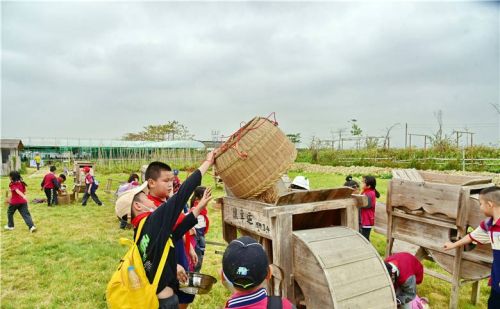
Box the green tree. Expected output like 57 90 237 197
286 133 302 144
122 121 194 141
350 123 362 137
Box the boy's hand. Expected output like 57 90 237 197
205 149 218 165
177 264 188 284
198 187 213 209
189 245 198 266
443 242 455 250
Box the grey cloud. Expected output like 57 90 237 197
1 1 498 146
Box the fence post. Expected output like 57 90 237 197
462 148 466 171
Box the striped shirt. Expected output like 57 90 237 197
469 217 500 293
225 288 294 309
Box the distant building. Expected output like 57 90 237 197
0 139 23 176
198 140 224 149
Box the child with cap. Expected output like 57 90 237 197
222 236 296 309
81 166 103 206
444 186 500 308
290 176 309 191
115 150 216 309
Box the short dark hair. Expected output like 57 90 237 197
59 174 66 181
480 186 500 205
145 161 172 181
50 166 56 172
133 191 146 204
131 192 147 219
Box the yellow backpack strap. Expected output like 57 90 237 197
134 217 147 244
152 237 174 287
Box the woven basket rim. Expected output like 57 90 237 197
215 117 275 159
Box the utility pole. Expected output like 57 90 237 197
405 123 408 148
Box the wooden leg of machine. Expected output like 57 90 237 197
471 281 480 305
273 213 294 301
269 264 283 296
385 181 394 257
449 248 463 309
385 214 394 257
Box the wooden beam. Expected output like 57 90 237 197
392 211 457 230
449 247 463 309
272 213 294 301
425 268 453 283
264 198 364 217
471 281 480 305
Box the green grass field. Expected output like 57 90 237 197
0 168 490 308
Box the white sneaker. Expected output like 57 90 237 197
30 226 37 233
4 225 14 231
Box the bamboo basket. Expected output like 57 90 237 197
214 116 297 199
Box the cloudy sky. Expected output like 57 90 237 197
1 1 499 147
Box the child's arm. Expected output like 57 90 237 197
15 189 27 201
444 235 473 251
444 221 490 250
172 188 212 239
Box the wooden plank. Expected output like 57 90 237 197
456 189 470 235
428 249 491 280
390 179 462 219
333 273 392 302
468 195 484 228
392 211 457 229
221 198 237 243
463 183 495 190
392 231 492 265
274 187 354 206
449 246 463 309
223 198 273 238
462 178 493 186
346 198 359 231
272 214 294 301
264 198 361 218
338 286 396 309
293 226 354 243
374 201 388 235
405 169 424 183
386 181 395 257
419 171 491 185
391 169 407 180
